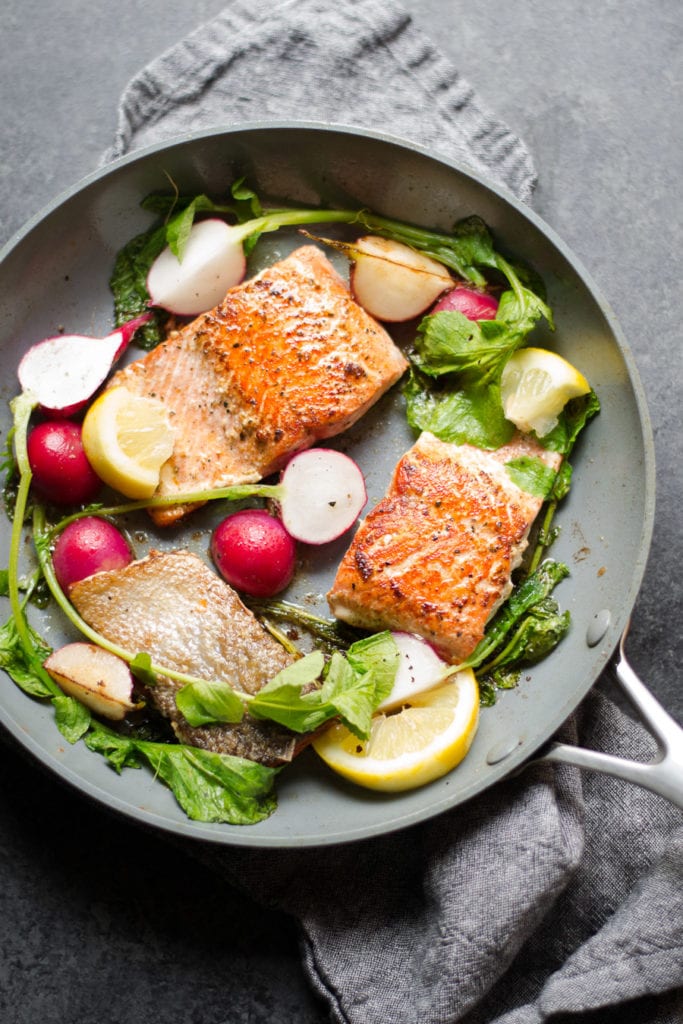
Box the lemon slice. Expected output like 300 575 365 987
312 668 479 791
82 386 175 499
501 347 591 437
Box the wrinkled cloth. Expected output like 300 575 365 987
105 1 683 1021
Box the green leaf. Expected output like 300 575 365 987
175 679 245 727
345 631 399 705
263 650 326 691
414 311 517 381
463 559 570 670
405 372 515 449
165 199 198 259
52 695 91 743
84 728 145 772
540 390 601 455
137 742 277 824
321 653 379 740
505 456 558 498
85 725 278 824
248 644 394 740
130 651 158 688
248 681 329 734
109 226 167 349
0 616 54 698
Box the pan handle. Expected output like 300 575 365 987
533 630 683 810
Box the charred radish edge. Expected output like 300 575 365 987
279 448 367 544
17 312 153 417
44 643 141 721
375 632 453 711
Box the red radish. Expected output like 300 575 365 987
279 448 367 545
349 235 452 322
211 509 296 598
27 420 101 506
44 643 139 721
376 632 450 711
52 517 132 592
17 312 152 417
431 285 499 320
146 218 247 316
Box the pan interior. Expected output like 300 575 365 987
0 124 654 847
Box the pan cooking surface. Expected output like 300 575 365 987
0 124 655 846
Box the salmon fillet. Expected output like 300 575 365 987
111 245 408 525
69 549 297 766
327 431 562 663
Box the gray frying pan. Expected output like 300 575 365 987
0 124 680 847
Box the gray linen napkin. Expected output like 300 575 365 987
104 1 683 1021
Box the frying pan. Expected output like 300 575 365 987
0 124 680 847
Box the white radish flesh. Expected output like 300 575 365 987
146 218 247 316
377 632 451 711
350 236 452 322
279 448 367 545
44 642 139 721
17 313 152 417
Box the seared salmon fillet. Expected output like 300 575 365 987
111 245 407 525
327 431 562 662
69 549 297 765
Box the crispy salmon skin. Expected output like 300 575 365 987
111 245 407 524
327 431 562 662
69 549 297 766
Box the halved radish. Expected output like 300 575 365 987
350 236 452 322
376 632 451 711
17 312 152 417
146 218 247 316
431 285 499 320
279 448 367 545
44 642 140 721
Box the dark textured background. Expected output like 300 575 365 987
0 2 681 1021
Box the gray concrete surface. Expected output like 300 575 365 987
0 2 681 1022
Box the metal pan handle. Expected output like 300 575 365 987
534 629 683 809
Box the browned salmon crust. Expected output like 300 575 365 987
327 431 562 663
69 549 296 766
110 245 408 525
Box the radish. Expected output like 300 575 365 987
279 448 367 545
211 509 296 598
52 517 132 592
431 285 499 320
349 236 452 322
27 420 101 506
44 642 140 721
376 632 451 711
146 218 247 317
17 312 152 417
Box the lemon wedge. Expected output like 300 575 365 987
312 668 479 792
82 386 175 499
501 347 591 437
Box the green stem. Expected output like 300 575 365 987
231 208 363 245
45 482 284 541
528 500 557 575
7 393 39 657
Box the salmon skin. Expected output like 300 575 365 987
111 245 408 525
327 431 562 663
69 549 297 766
